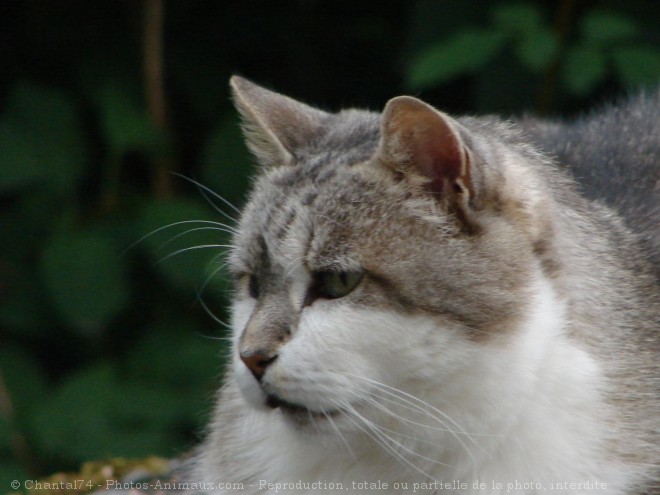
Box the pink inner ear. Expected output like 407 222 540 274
382 97 467 196
415 119 465 195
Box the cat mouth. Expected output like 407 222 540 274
266 394 340 419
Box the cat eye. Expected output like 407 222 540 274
247 274 260 299
316 270 364 299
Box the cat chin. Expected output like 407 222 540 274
235 390 353 438
235 362 345 423
235 369 347 430
234 365 272 411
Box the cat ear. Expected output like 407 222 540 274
378 96 475 205
230 76 330 166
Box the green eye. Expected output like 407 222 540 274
317 271 364 299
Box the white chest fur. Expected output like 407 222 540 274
196 275 627 494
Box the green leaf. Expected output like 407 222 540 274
123 320 223 430
137 199 232 295
30 365 117 462
407 29 506 90
563 45 608 96
492 3 543 35
517 28 558 72
201 116 253 211
0 83 87 194
0 265 50 336
94 84 166 156
40 230 129 334
0 346 48 419
581 11 638 45
30 364 187 463
126 321 223 387
612 47 660 88
0 189 59 263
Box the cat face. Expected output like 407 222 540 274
226 77 549 441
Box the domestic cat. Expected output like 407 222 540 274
189 77 659 494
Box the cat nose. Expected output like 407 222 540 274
240 350 277 382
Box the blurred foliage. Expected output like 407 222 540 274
408 4 660 94
0 0 658 487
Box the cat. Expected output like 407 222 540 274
516 95 660 274
188 77 659 494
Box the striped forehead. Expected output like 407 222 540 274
239 183 316 273
264 197 313 265
234 115 381 274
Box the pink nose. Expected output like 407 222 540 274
240 350 277 381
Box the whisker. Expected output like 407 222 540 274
207 243 235 269
193 258 232 330
378 388 503 437
194 332 232 342
351 388 460 434
197 260 229 300
123 219 238 256
194 290 231 330
341 373 485 464
324 410 357 461
345 389 459 438
367 422 455 469
341 407 415 472
362 388 501 438
157 226 237 253
342 388 482 471
172 173 241 217
341 402 445 480
344 373 480 435
345 394 434 445
156 244 233 264
367 384 479 465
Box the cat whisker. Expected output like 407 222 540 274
208 249 232 269
199 260 229 295
172 173 241 219
341 388 476 469
365 388 501 438
194 332 232 342
123 219 238 257
366 386 481 465
341 373 485 464
344 373 479 435
341 401 446 480
156 226 237 253
156 244 233 265
347 393 452 447
345 389 462 439
365 421 455 469
194 290 231 330
324 408 357 461
365 420 443 449
340 406 420 475
193 259 232 330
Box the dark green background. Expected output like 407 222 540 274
1 0 659 484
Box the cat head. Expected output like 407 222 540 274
225 77 559 442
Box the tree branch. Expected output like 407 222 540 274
536 0 578 114
144 0 174 198
0 368 36 474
